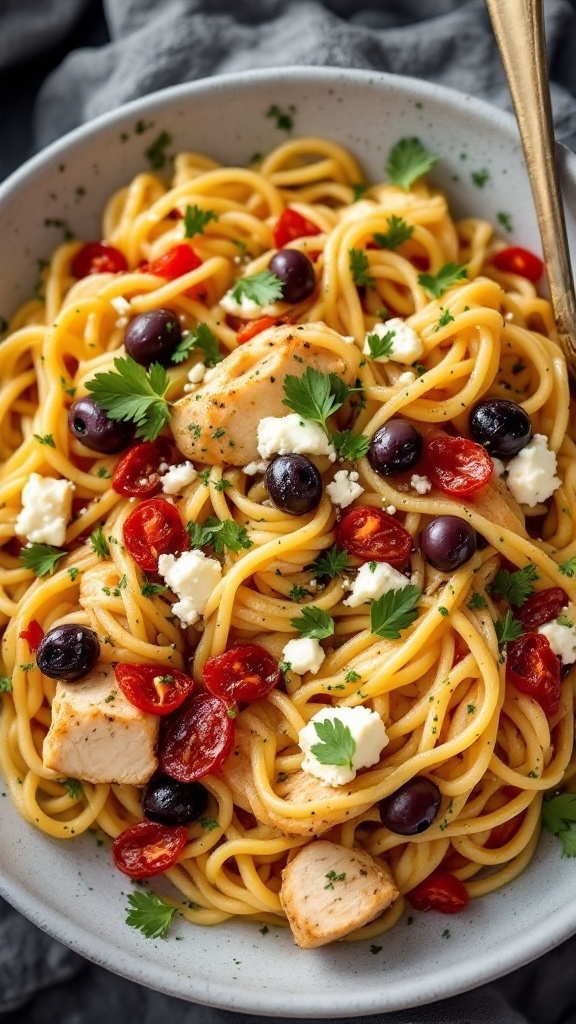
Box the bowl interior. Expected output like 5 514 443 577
1 67 576 1017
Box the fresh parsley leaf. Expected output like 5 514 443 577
282 366 357 435
63 778 83 799
366 329 395 360
311 545 353 580
231 270 283 306
344 670 361 683
495 610 525 650
324 870 346 889
187 520 217 548
214 478 232 493
125 890 179 939
85 357 171 442
187 516 252 554
497 211 513 233
33 433 55 448
559 557 576 578
0 676 13 693
373 215 414 251
331 429 370 461
289 584 312 601
557 829 576 858
171 322 223 367
140 578 167 598
471 169 490 188
435 307 455 331
144 131 172 171
21 543 67 578
542 793 576 857
351 182 368 201
418 263 467 298
310 717 356 769
370 585 421 639
183 204 218 239
385 137 438 190
491 564 538 606
67 566 79 582
200 816 220 831
89 526 109 559
266 103 296 132
467 592 487 611
290 606 335 639
349 248 374 287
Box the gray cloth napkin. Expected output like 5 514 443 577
3 1 576 1021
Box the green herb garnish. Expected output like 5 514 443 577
311 718 355 770
290 606 334 640
183 204 218 239
231 270 283 306
370 585 421 640
349 248 374 287
418 262 467 298
21 544 67 578
125 890 179 939
491 564 538 607
86 357 171 442
385 137 438 190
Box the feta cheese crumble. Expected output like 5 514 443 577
219 290 264 318
538 611 576 665
410 473 432 495
491 457 506 478
282 637 325 675
187 362 206 384
363 318 424 365
397 370 417 385
344 560 411 607
326 469 364 509
505 433 560 507
161 461 198 495
257 414 336 461
243 460 270 476
158 550 222 627
299 705 388 786
16 473 73 547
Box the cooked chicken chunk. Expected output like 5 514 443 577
170 321 361 466
280 840 398 948
43 663 159 785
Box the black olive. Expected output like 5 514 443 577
469 398 531 458
380 777 442 835
420 516 477 572
143 773 209 826
269 249 316 304
68 396 134 454
368 420 423 476
124 309 183 366
36 625 100 681
264 454 323 515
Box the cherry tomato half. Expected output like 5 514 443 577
142 244 202 280
123 497 189 573
236 315 289 344
484 811 525 849
407 870 469 914
112 820 187 879
493 246 544 282
72 241 128 278
424 436 493 497
336 506 412 568
515 587 569 631
506 632 562 717
115 663 194 716
161 692 236 782
112 439 174 498
273 208 321 249
19 619 44 652
204 644 281 702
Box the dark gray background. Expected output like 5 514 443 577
2 1 576 1021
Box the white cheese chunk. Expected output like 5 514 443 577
505 434 561 507
410 473 432 495
15 472 73 547
299 705 388 786
219 290 264 317
257 414 336 461
363 317 424 365
344 560 411 607
161 461 198 495
326 469 364 509
491 457 506 478
397 370 417 385
385 504 397 515
282 636 325 675
243 460 270 476
187 362 206 384
538 611 576 665
158 549 222 627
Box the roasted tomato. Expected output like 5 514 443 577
484 811 525 849
236 315 290 344
161 692 236 782
112 439 174 498
19 619 44 652
506 632 562 717
115 663 194 716
424 435 493 497
336 506 412 568
112 820 187 879
141 243 202 280
72 241 128 278
123 497 189 573
515 588 569 631
407 870 469 913
203 644 281 702
273 208 321 249
492 246 544 282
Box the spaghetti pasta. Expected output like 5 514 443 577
1 134 575 945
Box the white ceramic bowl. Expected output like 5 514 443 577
1 67 576 1018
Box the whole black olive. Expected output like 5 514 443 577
124 309 183 366
269 249 316 304
264 454 323 515
420 516 477 572
68 396 134 454
380 777 442 835
143 773 209 826
469 398 531 458
36 624 100 681
368 420 423 476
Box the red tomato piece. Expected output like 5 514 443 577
493 246 544 282
203 644 281 702
506 632 562 716
484 811 525 849
123 497 189 572
112 820 187 879
115 663 194 716
424 436 493 497
515 587 569 631
273 208 321 249
336 506 412 568
19 619 44 652
161 692 236 782
112 439 174 498
72 241 128 278
142 243 202 280
236 315 288 344
407 870 469 914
